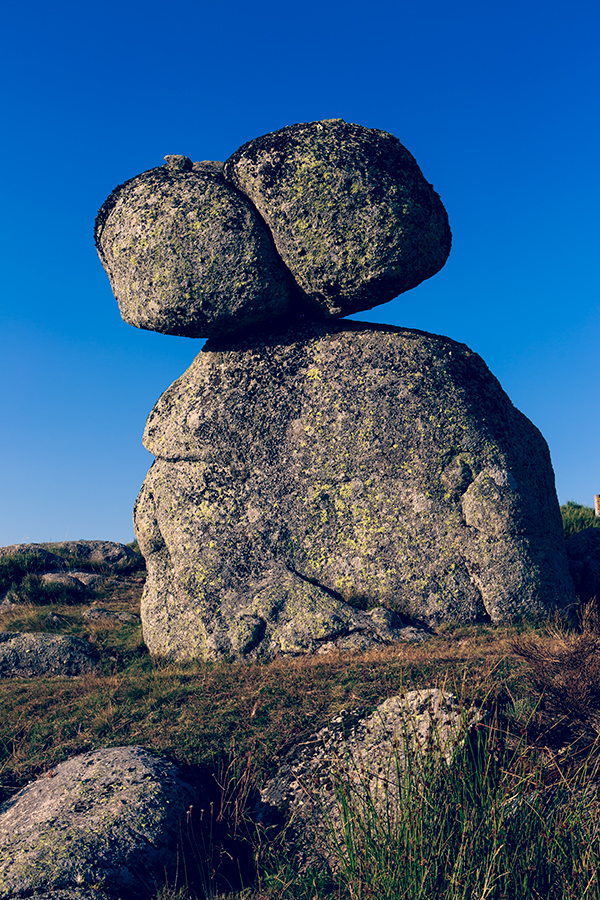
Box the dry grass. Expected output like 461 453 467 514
2 573 600 898
510 601 600 735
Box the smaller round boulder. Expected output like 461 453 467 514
94 156 296 338
224 119 452 317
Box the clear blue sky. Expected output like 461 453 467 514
1 0 598 546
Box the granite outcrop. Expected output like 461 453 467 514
94 119 574 662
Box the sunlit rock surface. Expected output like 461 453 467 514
134 320 573 661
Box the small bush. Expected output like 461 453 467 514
561 500 600 539
511 609 600 734
6 574 87 607
0 553 51 593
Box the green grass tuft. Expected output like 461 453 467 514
561 500 600 539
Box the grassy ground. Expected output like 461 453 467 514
1 567 600 898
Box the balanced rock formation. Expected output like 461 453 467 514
95 119 573 661
134 319 573 661
224 119 451 317
95 120 450 334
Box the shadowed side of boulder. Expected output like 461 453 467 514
566 527 600 604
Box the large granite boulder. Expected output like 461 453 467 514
134 320 574 662
0 746 196 898
94 156 296 338
224 119 451 318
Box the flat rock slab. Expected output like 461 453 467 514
135 319 573 662
224 119 451 318
0 746 197 899
255 689 482 870
82 607 140 624
0 633 100 678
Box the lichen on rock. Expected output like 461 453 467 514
134 319 573 661
94 158 297 337
223 118 451 317
0 746 196 898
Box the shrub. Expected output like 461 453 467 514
0 552 52 593
561 500 600 540
510 607 600 735
6 574 87 607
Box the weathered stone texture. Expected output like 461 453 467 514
94 157 296 338
0 633 100 678
224 119 451 317
0 746 196 899
134 320 573 661
255 689 483 870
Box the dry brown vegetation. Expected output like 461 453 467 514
1 573 600 898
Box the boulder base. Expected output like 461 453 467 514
134 320 573 661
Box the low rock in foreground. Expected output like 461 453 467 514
255 688 482 870
0 746 196 899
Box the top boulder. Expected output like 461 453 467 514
223 119 452 318
95 121 452 337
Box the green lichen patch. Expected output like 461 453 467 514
224 119 451 317
136 320 573 661
94 161 296 338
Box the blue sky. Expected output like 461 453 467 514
1 0 598 546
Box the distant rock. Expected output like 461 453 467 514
0 633 100 677
134 319 573 662
40 573 88 594
67 572 106 590
43 540 139 572
0 746 197 898
95 155 296 338
0 545 67 573
255 689 483 870
224 119 451 318
566 527 600 604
